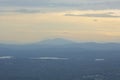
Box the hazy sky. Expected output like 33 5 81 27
0 0 120 43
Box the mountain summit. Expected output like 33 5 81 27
39 38 75 45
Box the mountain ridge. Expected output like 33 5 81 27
0 38 120 45
0 38 120 51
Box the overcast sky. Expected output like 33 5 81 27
0 0 120 44
0 0 120 9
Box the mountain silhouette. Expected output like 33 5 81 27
38 38 75 45
0 38 120 50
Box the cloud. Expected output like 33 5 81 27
0 0 119 10
0 8 43 14
95 59 105 61
0 56 13 59
65 13 120 18
65 11 120 18
14 9 41 13
30 57 69 60
0 8 68 14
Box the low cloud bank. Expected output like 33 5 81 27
30 57 69 60
0 56 13 59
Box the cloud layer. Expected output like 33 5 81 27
30 57 69 60
65 12 120 18
0 0 120 10
0 56 13 59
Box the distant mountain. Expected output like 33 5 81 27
0 38 120 51
38 38 75 45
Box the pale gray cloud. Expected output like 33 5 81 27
0 9 41 13
14 9 41 13
30 57 69 60
0 56 13 59
0 0 119 10
0 8 69 14
65 13 120 18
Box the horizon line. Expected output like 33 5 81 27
0 38 120 45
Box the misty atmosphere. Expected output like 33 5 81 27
0 0 120 80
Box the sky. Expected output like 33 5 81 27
0 0 120 44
